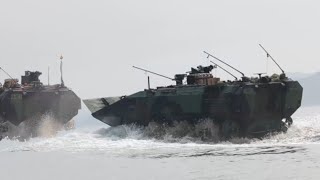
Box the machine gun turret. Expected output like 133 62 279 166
190 65 215 74
21 71 42 85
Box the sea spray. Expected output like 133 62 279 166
0 106 319 156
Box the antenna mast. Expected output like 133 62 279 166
59 55 65 87
259 44 285 74
132 66 174 81
0 67 14 80
48 66 50 86
209 61 238 80
204 51 245 77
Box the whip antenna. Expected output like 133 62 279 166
132 66 174 81
59 55 65 87
209 61 238 80
48 66 50 86
259 44 285 74
0 67 14 80
133 66 174 89
204 51 245 77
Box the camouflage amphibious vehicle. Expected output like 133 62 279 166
0 69 81 140
84 49 303 138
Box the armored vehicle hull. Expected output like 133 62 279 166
0 71 81 140
84 78 302 138
84 47 304 139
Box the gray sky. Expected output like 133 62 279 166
1 0 319 98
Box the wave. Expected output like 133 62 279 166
0 106 319 157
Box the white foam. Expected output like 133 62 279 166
1 106 319 157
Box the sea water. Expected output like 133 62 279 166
0 106 319 180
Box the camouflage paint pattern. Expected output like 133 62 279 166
84 66 303 138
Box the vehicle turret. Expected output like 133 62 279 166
185 65 220 86
21 71 42 85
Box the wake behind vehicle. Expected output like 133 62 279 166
0 58 81 140
84 46 303 139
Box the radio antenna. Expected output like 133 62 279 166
259 44 285 74
209 61 238 80
0 67 14 80
59 55 65 87
132 66 174 81
204 51 245 77
48 66 50 86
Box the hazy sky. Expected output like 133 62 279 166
1 0 319 98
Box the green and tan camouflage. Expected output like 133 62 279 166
84 64 303 138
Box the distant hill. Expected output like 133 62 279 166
296 72 320 106
286 72 314 80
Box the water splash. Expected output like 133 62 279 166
2 113 72 141
0 106 319 158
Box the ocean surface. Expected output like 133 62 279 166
0 106 320 180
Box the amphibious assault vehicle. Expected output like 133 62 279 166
0 61 81 140
84 46 303 138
